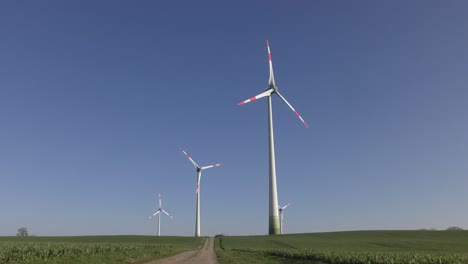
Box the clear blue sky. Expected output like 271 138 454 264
1 1 467 236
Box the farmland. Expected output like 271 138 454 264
0 235 204 264
3 231 468 263
215 230 468 264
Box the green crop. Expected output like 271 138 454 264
215 231 468 264
0 236 204 264
263 248 468 264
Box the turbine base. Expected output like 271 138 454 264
269 216 281 235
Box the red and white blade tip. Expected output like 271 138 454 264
238 96 257 106
202 163 222 170
266 40 272 61
162 210 174 219
180 148 189 157
294 110 309 128
237 90 273 106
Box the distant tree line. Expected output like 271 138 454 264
446 226 463 231
419 226 464 231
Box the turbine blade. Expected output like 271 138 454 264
180 148 200 169
149 210 160 219
276 91 309 128
267 40 275 86
158 193 162 209
201 163 222 170
162 210 174 220
237 89 273 106
282 203 292 210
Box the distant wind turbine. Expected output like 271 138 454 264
180 148 221 237
279 203 292 234
237 40 308 235
148 193 174 236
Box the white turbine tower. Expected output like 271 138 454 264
148 193 174 236
238 40 308 235
180 148 221 237
278 203 292 234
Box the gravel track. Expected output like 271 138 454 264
145 237 218 264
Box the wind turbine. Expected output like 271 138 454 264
148 193 174 236
279 203 292 234
180 148 221 237
237 40 308 235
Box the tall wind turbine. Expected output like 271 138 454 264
148 193 174 236
238 40 308 235
279 203 292 234
180 148 221 237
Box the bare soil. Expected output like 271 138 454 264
145 237 218 264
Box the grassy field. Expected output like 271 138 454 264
215 230 468 264
0 235 204 264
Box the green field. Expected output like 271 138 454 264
215 231 468 264
3 231 468 263
0 235 204 264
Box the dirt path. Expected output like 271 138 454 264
145 237 218 264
